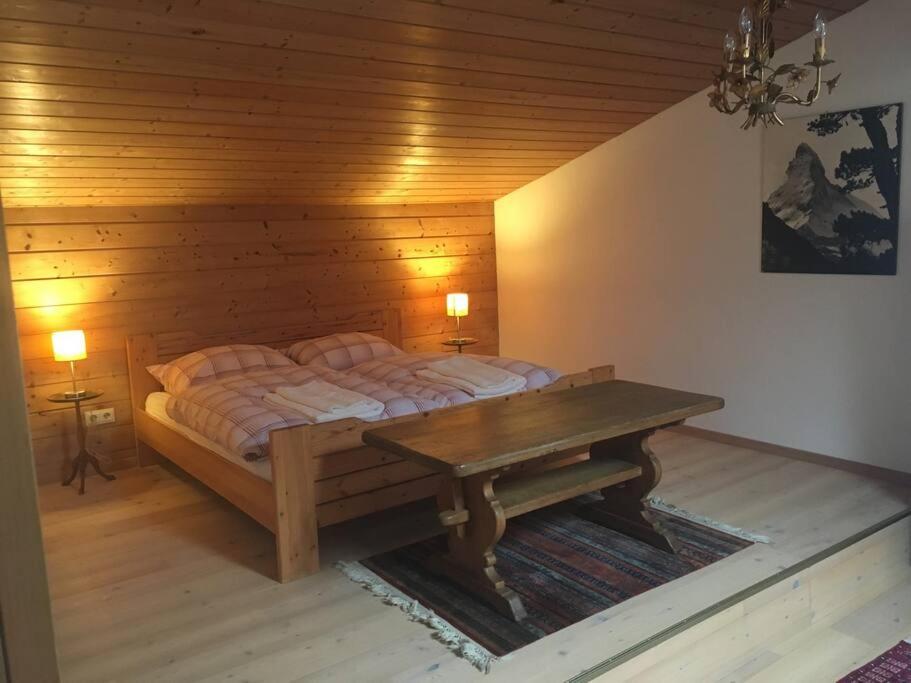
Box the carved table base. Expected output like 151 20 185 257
432 472 527 621
63 448 116 496
430 428 679 622
576 429 681 554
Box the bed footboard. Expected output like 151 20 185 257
267 363 616 581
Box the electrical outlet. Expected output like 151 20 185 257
85 407 115 426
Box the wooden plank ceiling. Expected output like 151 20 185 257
0 0 867 207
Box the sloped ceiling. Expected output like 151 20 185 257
0 0 867 207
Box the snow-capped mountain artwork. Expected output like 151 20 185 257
768 143 882 236
761 104 902 275
767 143 883 261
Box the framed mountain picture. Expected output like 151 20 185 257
761 103 903 275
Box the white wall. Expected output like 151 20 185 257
495 0 911 473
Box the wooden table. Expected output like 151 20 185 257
363 380 724 621
47 390 117 495
441 337 479 354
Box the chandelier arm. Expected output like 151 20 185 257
719 97 741 115
721 81 740 115
805 63 825 105
712 70 742 115
773 92 819 108
714 81 729 114
720 87 746 116
774 65 824 107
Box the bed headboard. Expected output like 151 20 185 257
126 308 402 414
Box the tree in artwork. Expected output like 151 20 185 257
808 105 902 221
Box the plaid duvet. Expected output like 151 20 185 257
162 353 561 460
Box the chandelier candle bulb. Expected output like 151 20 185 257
739 6 753 35
723 32 737 63
814 12 827 60
814 13 827 39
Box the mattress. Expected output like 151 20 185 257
145 392 273 481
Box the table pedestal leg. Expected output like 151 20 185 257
61 399 117 495
577 429 681 554
431 473 527 622
62 452 82 491
62 449 116 495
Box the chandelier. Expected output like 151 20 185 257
710 0 841 128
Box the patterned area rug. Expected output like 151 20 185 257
838 640 911 682
338 496 760 672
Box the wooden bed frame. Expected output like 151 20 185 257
126 308 616 582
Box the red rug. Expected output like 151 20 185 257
838 641 911 682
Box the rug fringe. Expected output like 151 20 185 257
334 560 498 674
648 497 771 544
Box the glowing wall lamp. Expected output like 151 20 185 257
52 329 87 398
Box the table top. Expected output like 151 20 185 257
363 380 723 478
47 390 103 404
441 337 479 347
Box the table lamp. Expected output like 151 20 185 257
52 329 87 398
446 292 469 342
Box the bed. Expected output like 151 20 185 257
126 308 615 582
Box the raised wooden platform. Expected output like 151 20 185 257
39 431 910 682
595 515 911 682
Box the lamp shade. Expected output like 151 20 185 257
446 292 469 318
52 330 87 362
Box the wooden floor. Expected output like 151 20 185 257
599 515 911 682
39 432 911 682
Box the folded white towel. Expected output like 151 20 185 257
417 368 526 397
276 379 383 416
264 392 384 423
425 356 526 391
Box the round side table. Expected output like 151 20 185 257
48 390 116 495
442 337 479 354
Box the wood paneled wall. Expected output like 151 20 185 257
6 201 498 484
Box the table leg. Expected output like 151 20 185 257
61 398 117 495
86 451 116 482
431 473 528 622
62 454 81 488
62 450 116 495
577 429 681 554
78 453 87 495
